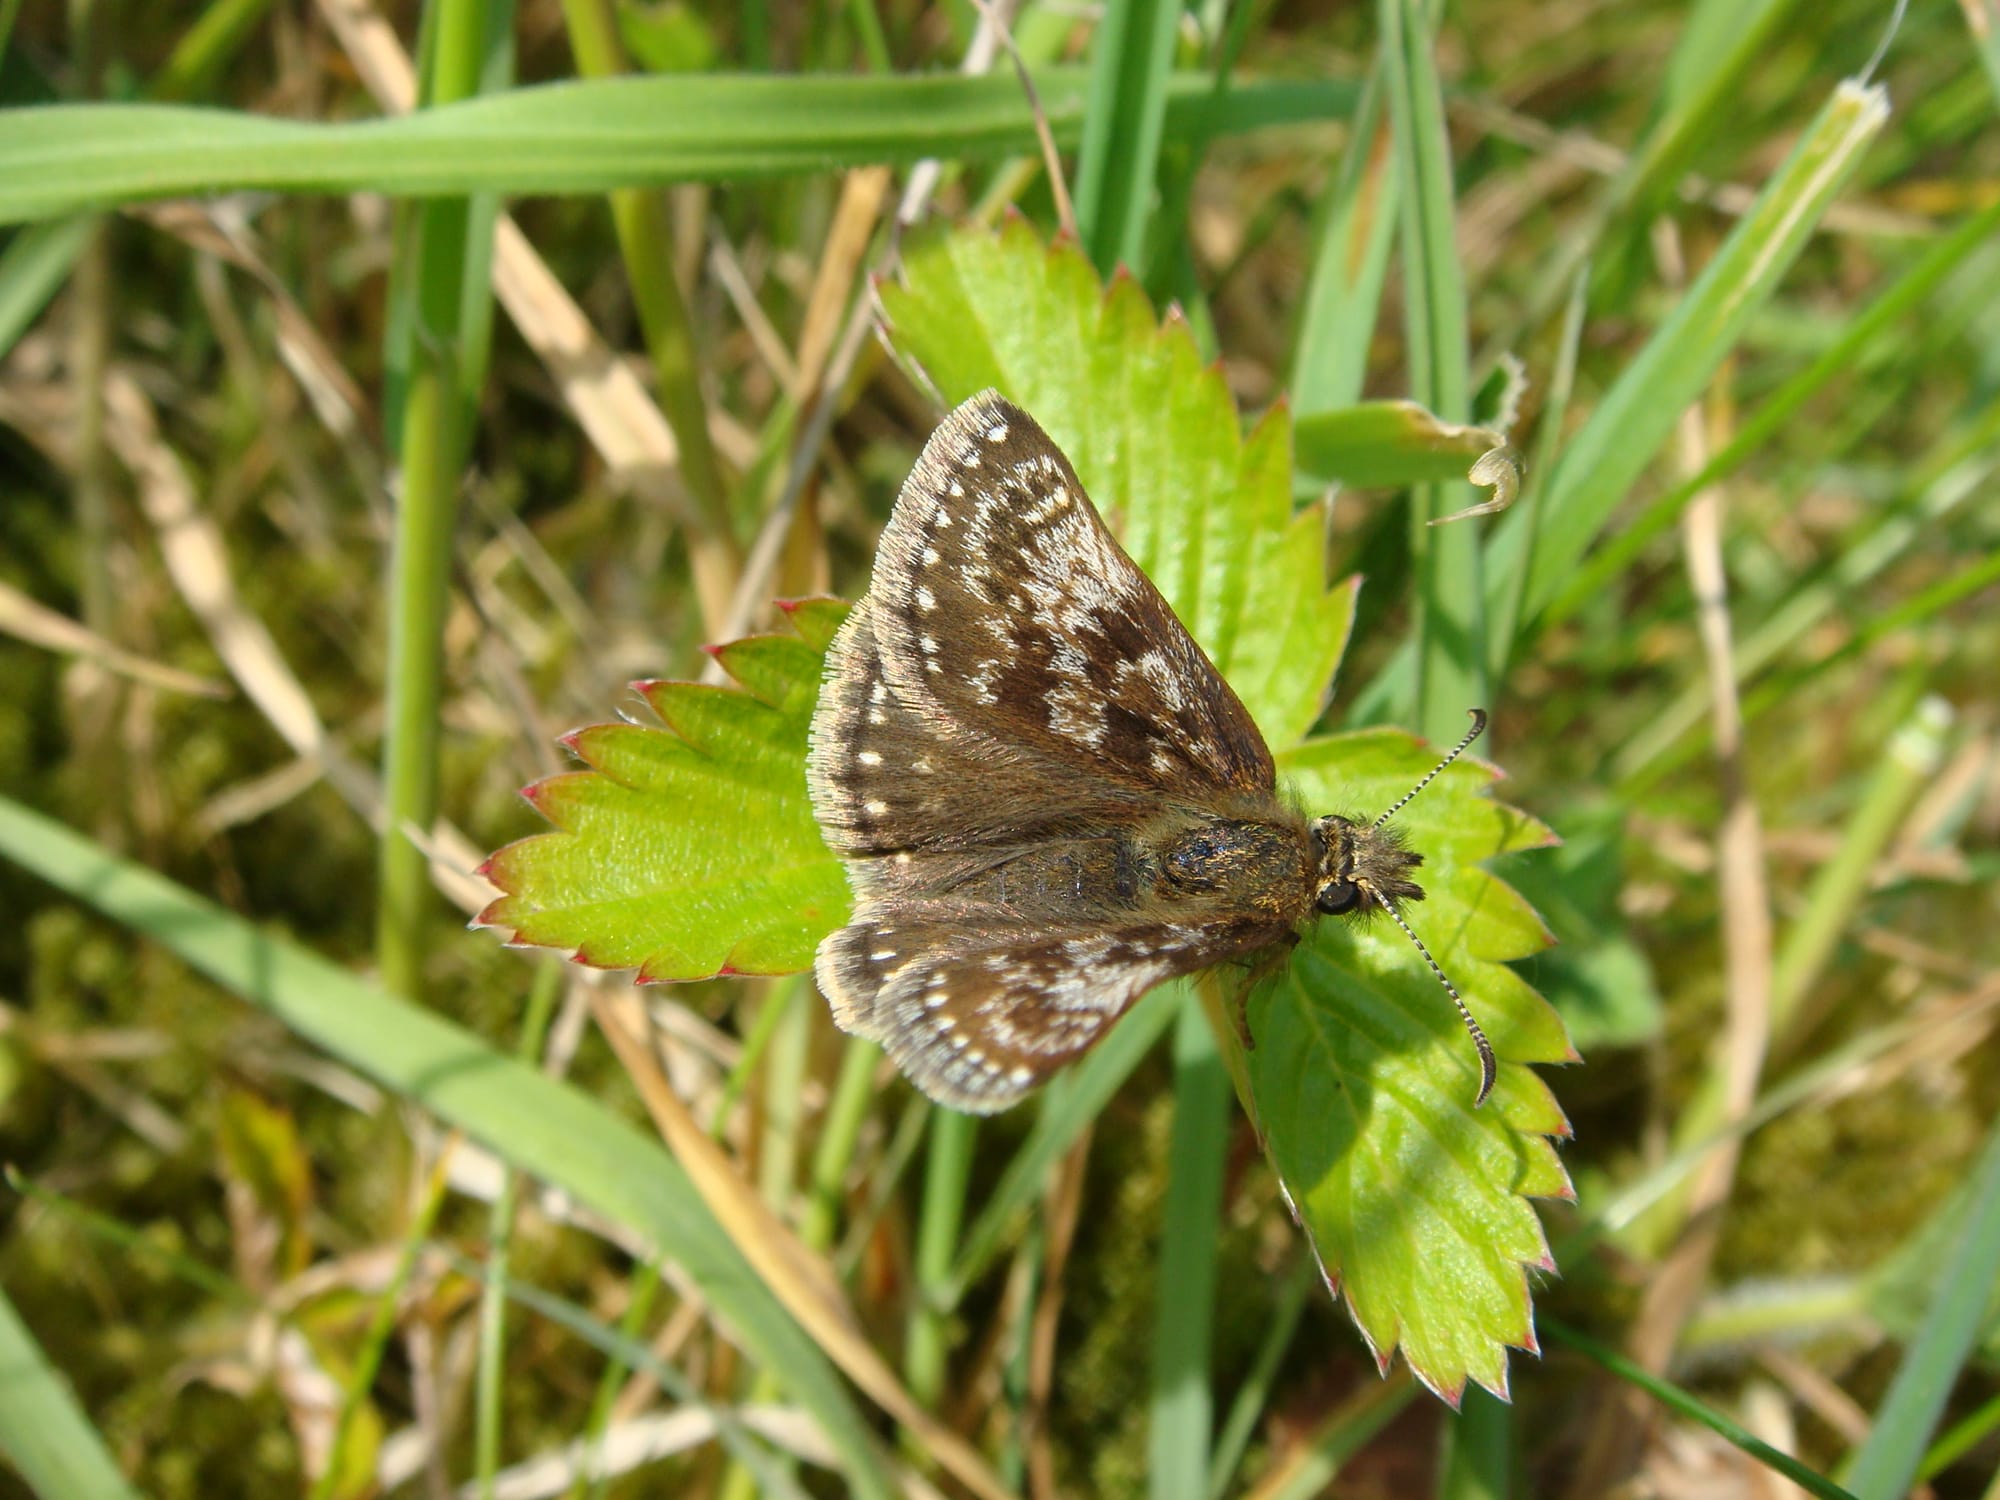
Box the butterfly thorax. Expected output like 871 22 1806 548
1150 810 1317 924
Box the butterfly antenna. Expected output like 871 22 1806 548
1373 708 1489 830
1380 899 1497 1106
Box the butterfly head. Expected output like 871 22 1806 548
1309 817 1425 916
1306 709 1497 1105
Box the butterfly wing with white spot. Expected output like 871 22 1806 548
808 598 1150 868
865 391 1276 801
819 916 1282 1113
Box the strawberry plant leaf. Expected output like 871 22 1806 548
1257 730 1573 1401
475 602 851 980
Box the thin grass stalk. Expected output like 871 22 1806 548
1768 695 1952 1045
575 1261 664 1500
1470 0 1806 372
1612 399 2000 790
442 1248 807 1498
556 0 739 636
717 981 814 1500
1542 1320 1857 1500
710 974 801 1139
474 957 563 1500
1073 0 1180 276
1147 992 1230 1500
375 0 501 1006
1242 1374 1415 1500
803 1038 884 1254
1543 196 2000 632
311 1142 455 1500
1378 0 1485 740
1473 80 1891 681
907 1107 978 1408
65 0 109 642
1438 1385 1511 1500
1918 1388 2000 1484
1205 1258 1312 1500
151 0 275 102
946 984 1180 1301
996 1221 1046 1491
1570 325 1775 1497
1489 262 1588 667
1287 58 1395 414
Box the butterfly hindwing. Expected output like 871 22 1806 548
865 392 1276 801
818 915 1282 1113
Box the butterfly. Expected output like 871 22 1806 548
806 390 1493 1114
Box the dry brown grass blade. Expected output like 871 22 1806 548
313 0 730 631
796 166 894 402
0 575 227 698
589 985 1020 1500
94 369 493 915
134 201 375 449
1569 226 1778 1497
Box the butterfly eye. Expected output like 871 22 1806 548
1316 880 1362 915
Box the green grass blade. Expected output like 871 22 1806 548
1378 0 1484 740
1288 60 1395 414
907 1108 978 1406
1073 0 1180 275
0 794 896 1499
1542 1320 1857 1500
1480 78 1892 677
1437 1385 1511 1500
375 0 511 1006
1843 1114 2000 1500
1254 1376 1416 1500
1147 992 1231 1500
0 214 92 358
1613 402 2000 788
1205 1258 1312 1499
0 71 1358 224
0 1284 142 1500
1542 196 2000 632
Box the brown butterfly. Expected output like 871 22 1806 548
806 391 1492 1114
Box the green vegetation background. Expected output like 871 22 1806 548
0 1 1996 1498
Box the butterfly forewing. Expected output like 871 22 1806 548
808 599 1149 865
865 393 1276 800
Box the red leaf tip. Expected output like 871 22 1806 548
699 643 725 659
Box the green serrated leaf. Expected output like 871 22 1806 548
476 612 849 980
1257 729 1573 1399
